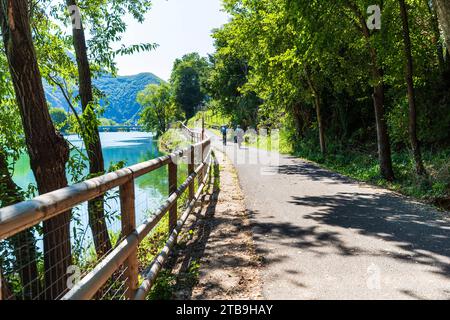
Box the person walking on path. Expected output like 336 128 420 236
221 125 228 146
236 125 245 149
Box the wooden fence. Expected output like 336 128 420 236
0 125 212 300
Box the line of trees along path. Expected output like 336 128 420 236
204 0 450 200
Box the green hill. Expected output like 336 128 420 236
44 72 163 124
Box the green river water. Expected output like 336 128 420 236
11 132 176 252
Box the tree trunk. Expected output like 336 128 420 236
434 0 450 51
66 0 112 257
314 96 326 155
291 103 304 139
1 268 14 300
399 0 427 176
372 83 395 181
0 0 72 299
0 150 42 299
427 0 445 72
346 1 395 181
304 68 326 154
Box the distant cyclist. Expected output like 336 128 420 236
221 125 227 146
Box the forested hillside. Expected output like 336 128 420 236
45 72 162 124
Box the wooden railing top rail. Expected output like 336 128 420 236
0 138 208 241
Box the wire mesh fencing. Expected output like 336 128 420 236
0 127 210 300
0 188 126 300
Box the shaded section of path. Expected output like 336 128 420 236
210 132 450 300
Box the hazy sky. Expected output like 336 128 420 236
115 0 229 80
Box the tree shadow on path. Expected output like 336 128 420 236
274 159 450 280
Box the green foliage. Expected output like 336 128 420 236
0 47 24 162
138 83 179 137
138 215 170 271
244 127 293 155
171 53 210 119
98 117 118 126
208 27 261 128
147 269 177 300
187 109 231 130
49 107 69 132
48 0 155 75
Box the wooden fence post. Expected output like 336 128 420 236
198 143 204 184
204 141 210 178
202 114 205 141
188 145 195 201
168 162 178 233
120 178 138 300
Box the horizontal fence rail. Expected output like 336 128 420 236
0 125 212 300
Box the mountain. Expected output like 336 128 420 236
44 72 163 124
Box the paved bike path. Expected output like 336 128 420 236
210 132 450 300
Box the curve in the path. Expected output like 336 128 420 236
209 131 450 300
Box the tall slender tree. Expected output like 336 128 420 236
0 0 72 299
398 0 427 176
426 0 446 73
434 0 450 50
345 1 395 181
65 0 111 257
304 66 326 154
57 0 154 256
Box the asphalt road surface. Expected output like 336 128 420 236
210 131 450 300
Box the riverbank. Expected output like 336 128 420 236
158 129 191 153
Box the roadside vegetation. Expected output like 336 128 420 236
158 129 192 153
137 196 200 300
197 0 449 208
